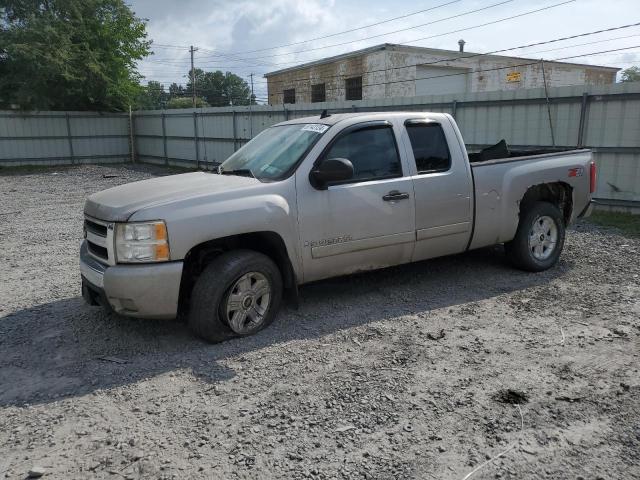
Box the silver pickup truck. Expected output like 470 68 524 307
81 112 595 342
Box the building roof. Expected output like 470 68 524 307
263 42 620 78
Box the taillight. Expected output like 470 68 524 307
589 161 597 194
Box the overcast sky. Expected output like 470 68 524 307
130 0 640 102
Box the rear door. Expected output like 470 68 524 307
401 118 474 261
295 120 416 283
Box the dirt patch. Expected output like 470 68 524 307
494 389 529 405
1 165 639 479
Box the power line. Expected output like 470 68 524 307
141 23 640 83
140 11 636 98
263 44 640 99
145 56 281 67
147 0 576 72
567 50 640 58
141 55 302 67
517 32 640 56
151 43 192 50
141 57 300 69
196 0 463 57
184 0 580 75
143 59 264 67
142 0 581 83
197 0 578 64
149 47 634 101
138 45 635 106
250 22 640 87
195 0 517 61
257 45 637 102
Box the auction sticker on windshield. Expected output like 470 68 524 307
301 124 329 134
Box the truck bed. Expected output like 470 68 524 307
467 139 583 166
466 142 593 251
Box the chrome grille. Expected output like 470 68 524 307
84 215 114 265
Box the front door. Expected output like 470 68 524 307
296 121 415 283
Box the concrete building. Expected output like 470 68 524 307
265 43 619 105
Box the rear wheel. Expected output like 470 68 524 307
188 250 282 343
505 201 566 272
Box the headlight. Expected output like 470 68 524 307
115 221 170 263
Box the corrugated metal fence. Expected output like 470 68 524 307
0 111 131 166
1 82 639 206
132 82 640 206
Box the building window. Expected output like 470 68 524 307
311 83 326 103
345 76 362 101
283 88 295 104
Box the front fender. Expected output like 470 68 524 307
130 191 300 278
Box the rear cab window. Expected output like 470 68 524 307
405 121 451 174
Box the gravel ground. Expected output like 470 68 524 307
1 164 639 480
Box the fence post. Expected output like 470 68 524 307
232 110 238 152
451 100 457 119
65 113 74 165
283 105 288 121
193 111 200 169
161 113 168 165
128 106 136 163
577 92 589 148
540 59 556 147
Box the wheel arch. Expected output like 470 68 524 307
519 181 573 225
177 231 297 317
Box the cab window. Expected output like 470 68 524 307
323 125 401 182
406 123 451 174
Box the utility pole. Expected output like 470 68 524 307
190 45 198 107
249 73 254 138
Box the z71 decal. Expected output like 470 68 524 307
568 167 584 177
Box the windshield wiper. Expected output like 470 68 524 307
219 168 255 178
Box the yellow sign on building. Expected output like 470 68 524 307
506 71 522 83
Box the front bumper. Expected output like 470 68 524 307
80 240 183 319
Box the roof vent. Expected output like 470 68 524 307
458 39 466 53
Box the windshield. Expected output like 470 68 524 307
219 123 329 181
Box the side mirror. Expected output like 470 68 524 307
309 158 354 190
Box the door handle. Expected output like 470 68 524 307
382 190 410 201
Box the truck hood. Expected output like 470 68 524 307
84 172 260 222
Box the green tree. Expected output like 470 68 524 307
620 66 640 83
186 69 254 107
0 0 151 111
166 96 209 109
135 81 168 109
168 82 185 98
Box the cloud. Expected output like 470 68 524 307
131 0 640 100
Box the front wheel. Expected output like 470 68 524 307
505 201 566 272
188 250 283 343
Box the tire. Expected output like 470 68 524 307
188 250 283 343
505 201 566 272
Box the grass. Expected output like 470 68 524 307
588 211 640 237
